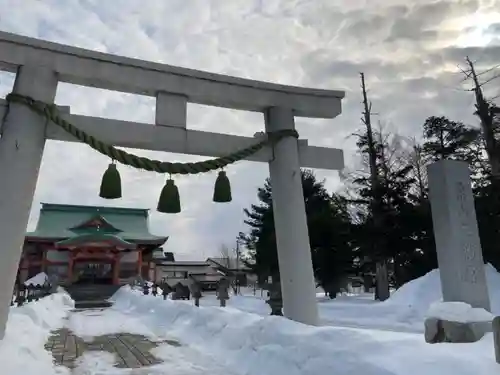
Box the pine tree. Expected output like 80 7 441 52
239 170 355 292
421 116 479 162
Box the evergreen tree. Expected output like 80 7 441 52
311 194 354 298
421 116 479 162
239 170 354 292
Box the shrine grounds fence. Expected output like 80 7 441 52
11 283 53 307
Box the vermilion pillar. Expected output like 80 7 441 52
113 252 120 285
137 249 142 277
67 251 74 284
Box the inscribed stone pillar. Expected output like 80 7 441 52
427 160 490 311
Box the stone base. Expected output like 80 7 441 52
424 317 492 343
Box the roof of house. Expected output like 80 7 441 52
26 203 168 246
163 252 175 261
207 257 250 270
154 260 209 267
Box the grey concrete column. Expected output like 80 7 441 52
427 160 490 311
493 316 500 363
0 65 58 339
264 107 319 326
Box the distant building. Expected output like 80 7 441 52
153 256 255 291
18 203 168 286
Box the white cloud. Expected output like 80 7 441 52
0 0 499 259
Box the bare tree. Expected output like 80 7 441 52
360 73 390 301
406 137 429 201
219 244 238 294
219 244 232 268
461 57 500 184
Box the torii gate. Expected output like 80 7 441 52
0 31 345 338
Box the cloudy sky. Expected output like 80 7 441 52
0 0 499 259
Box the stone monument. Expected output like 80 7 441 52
266 279 283 316
425 160 493 343
427 160 490 310
217 277 230 307
160 282 172 300
188 277 202 307
493 316 500 363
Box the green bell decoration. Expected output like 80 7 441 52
213 170 232 203
157 179 181 214
99 162 122 199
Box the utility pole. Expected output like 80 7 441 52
360 72 390 301
235 239 240 295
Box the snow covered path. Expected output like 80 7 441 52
47 308 240 374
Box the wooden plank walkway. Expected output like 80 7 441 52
45 327 181 369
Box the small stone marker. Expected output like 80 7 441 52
493 316 500 364
427 160 491 311
266 280 283 316
160 283 171 300
171 283 190 300
188 278 202 307
217 277 230 307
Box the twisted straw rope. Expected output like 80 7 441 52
5 93 298 175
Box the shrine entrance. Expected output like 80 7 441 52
73 261 114 285
0 31 345 339
67 247 123 286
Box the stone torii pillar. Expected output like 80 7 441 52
0 65 58 339
265 107 319 324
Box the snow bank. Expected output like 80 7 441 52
24 272 48 286
426 301 494 323
0 290 74 375
385 264 500 317
110 286 499 375
181 264 500 334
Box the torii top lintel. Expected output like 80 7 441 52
0 31 344 119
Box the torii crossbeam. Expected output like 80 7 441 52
0 31 345 339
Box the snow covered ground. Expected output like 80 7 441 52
109 282 498 375
66 308 240 375
0 289 74 375
1 265 499 374
201 263 500 333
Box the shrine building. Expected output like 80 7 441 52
18 203 168 286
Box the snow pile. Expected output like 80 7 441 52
185 264 500 333
0 289 74 375
110 286 499 375
24 272 48 286
426 301 494 323
386 264 500 317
